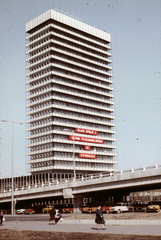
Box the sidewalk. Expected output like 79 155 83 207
1 219 161 236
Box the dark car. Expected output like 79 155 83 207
133 201 149 211
148 201 161 207
33 206 43 214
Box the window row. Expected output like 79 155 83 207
31 126 53 135
29 121 113 135
28 39 108 69
29 37 50 50
30 29 50 43
31 152 53 160
29 127 112 141
30 75 111 90
30 134 53 143
30 61 51 72
51 33 109 59
29 69 110 91
30 52 109 74
30 100 110 116
30 143 113 153
31 160 112 169
53 110 112 123
29 53 50 65
29 26 107 53
28 21 108 48
30 110 52 119
31 143 53 151
29 33 108 62
31 161 53 168
29 114 112 128
30 134 113 146
30 44 110 70
30 83 112 103
30 118 52 127
52 143 112 152
29 59 110 79
29 45 50 57
54 152 113 159
30 84 51 95
29 92 111 111
30 100 52 111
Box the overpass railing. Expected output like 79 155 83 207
1 164 161 195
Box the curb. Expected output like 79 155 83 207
61 219 161 225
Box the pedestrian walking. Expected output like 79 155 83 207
50 206 56 225
55 209 63 223
0 210 4 226
95 205 106 230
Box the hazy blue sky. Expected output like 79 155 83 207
0 0 161 178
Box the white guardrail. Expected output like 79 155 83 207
1 164 161 194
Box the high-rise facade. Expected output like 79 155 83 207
25 9 117 177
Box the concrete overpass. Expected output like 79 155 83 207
0 164 161 212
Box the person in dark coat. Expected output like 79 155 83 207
0 210 4 226
95 205 106 230
50 206 56 225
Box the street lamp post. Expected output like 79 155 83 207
72 129 76 180
1 120 23 215
63 128 76 179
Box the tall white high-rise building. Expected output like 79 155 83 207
26 9 117 178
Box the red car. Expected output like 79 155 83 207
24 208 35 214
101 205 112 213
62 207 73 213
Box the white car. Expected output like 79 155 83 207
16 209 25 214
109 202 128 214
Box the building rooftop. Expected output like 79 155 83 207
26 9 111 42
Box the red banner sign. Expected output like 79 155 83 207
79 153 97 159
75 128 98 136
69 135 104 144
84 145 91 150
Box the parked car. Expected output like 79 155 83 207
16 209 25 214
24 208 35 214
133 201 149 211
101 205 111 214
147 205 160 212
109 202 128 214
82 206 90 213
121 202 134 212
62 207 73 213
89 206 98 213
33 206 43 214
42 207 52 213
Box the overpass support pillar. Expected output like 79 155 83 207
73 195 83 214
62 188 83 214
